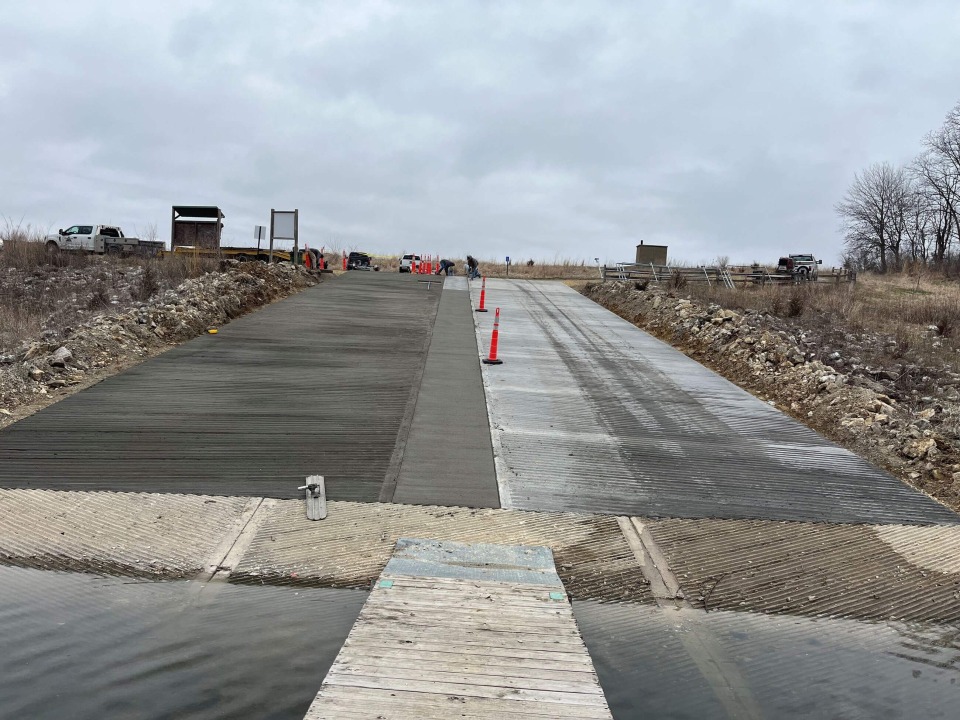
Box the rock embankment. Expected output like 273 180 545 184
0 262 318 428
582 281 960 514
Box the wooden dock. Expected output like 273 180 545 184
304 538 613 719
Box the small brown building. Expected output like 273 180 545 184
171 206 224 250
635 241 668 265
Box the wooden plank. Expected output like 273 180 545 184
378 574 565 595
354 609 581 636
343 632 592 654
328 662 606 693
303 539 612 719
339 637 596 663
342 624 587 647
364 586 571 608
331 647 596 671
308 687 613 719
323 673 607 706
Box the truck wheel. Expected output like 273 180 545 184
235 254 249 262
45 241 60 254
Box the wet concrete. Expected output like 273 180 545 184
385 276 499 507
0 273 440 501
574 601 960 719
475 279 957 525
0 566 366 720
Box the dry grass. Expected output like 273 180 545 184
0 231 220 353
683 272 960 375
1 230 90 271
479 258 601 280
141 252 219 288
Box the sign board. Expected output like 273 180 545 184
269 208 299 264
506 256 511 264
273 211 296 240
254 225 266 242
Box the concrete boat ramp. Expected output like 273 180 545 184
1 272 959 719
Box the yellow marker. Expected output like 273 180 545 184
207 328 218 334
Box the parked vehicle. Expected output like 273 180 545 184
776 254 822 281
172 245 325 266
347 251 378 271
43 225 164 256
398 254 421 273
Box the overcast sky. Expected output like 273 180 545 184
2 1 959 264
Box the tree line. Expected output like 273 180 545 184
837 101 960 272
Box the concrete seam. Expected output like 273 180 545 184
631 517 683 599
198 496 265 580
619 516 763 719
212 498 276 581
197 498 275 582
473 279 512 507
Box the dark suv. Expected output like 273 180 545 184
347 252 374 271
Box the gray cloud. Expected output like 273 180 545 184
2 0 959 264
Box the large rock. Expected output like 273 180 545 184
902 438 937 459
48 346 72 367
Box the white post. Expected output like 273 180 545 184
297 475 327 520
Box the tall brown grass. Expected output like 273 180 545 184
478 257 601 280
0 229 221 353
682 272 960 374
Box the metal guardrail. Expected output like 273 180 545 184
603 263 857 286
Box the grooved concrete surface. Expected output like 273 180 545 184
385 276 499 507
231 500 651 603
475 279 959 525
0 488 253 577
646 517 960 622
0 273 440 501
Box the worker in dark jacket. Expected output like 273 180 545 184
466 255 480 279
435 259 455 276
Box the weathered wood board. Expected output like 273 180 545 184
304 538 613 719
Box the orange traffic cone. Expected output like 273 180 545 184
476 276 488 312
483 307 503 365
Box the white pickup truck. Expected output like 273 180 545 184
43 225 164 256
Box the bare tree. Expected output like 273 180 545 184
903 183 932 263
927 102 960 176
836 162 912 273
913 149 959 264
